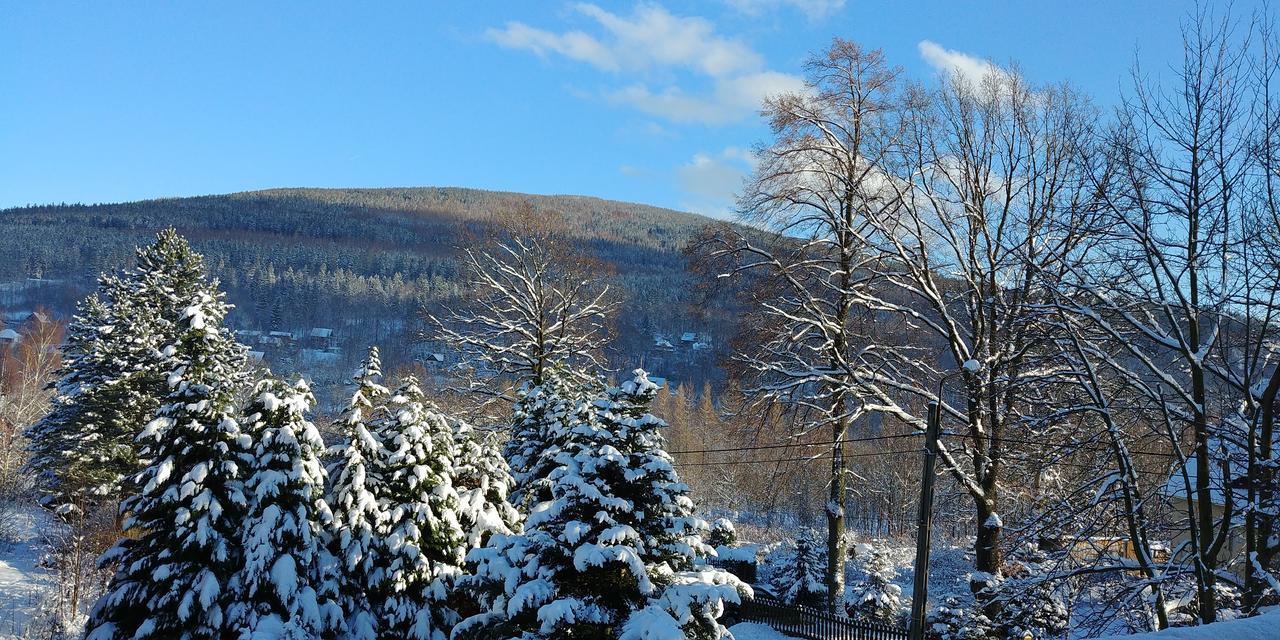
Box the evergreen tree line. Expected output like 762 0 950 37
24 230 747 639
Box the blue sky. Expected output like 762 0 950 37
0 1 1215 216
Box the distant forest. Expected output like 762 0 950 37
0 187 737 396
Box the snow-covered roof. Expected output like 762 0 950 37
1164 450 1247 507
247 351 265 362
681 332 697 342
648 376 668 388
268 331 293 338
427 353 445 362
0 328 20 341
300 349 339 365
309 328 333 338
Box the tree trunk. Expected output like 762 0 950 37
827 401 850 613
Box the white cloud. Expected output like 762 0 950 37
918 40 999 86
573 3 763 78
487 3 802 125
676 147 756 218
606 70 804 124
724 0 846 20
487 22 619 71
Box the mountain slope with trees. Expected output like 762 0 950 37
0 187 738 386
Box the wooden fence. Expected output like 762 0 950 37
739 593 917 640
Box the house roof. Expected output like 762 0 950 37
0 328 20 340
309 328 333 338
1164 448 1248 507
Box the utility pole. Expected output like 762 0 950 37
909 401 942 640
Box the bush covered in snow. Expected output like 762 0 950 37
846 542 903 624
764 528 827 606
987 551 1070 640
928 595 996 640
707 518 737 548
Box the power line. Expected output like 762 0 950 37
668 431 922 456
939 431 1182 459
670 428 1178 460
676 447 927 467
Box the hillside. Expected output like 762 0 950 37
0 187 736 391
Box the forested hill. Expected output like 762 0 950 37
0 187 735 388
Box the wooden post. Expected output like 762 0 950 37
909 401 941 640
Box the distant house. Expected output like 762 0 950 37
300 349 340 366
648 376 668 389
680 332 697 343
307 327 335 349
653 335 675 351
263 331 294 348
1047 535 1169 570
425 353 445 364
0 328 20 345
2 311 33 324
1165 450 1249 579
247 351 265 362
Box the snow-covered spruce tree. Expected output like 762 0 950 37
596 371 712 567
27 229 211 508
457 409 656 639
706 519 737 549
458 373 744 640
448 420 522 628
24 291 155 507
601 370 744 640
452 420 520 549
504 367 595 511
231 377 340 640
846 542 903 623
771 529 827 606
370 376 466 640
324 347 391 640
83 287 250 640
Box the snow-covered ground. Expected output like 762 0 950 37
1095 608 1280 640
0 506 53 638
729 622 798 639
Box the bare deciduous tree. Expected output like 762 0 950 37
847 63 1101 601
425 203 615 393
703 39 910 612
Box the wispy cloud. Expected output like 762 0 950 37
918 40 1000 86
676 147 755 218
487 3 802 125
723 0 846 21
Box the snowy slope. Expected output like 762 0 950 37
1095 609 1280 640
0 507 53 637
729 622 799 639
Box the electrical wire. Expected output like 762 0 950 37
675 447 927 467
668 431 922 456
